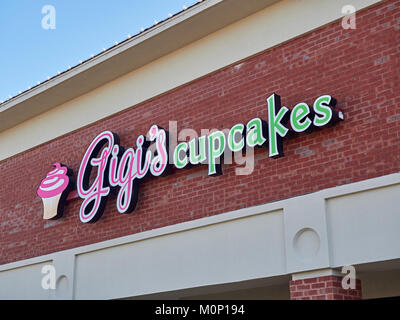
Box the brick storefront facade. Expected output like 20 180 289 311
0 0 399 281
290 276 362 300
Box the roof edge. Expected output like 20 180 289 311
0 0 280 133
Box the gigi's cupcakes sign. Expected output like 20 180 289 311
36 93 344 223
77 125 168 223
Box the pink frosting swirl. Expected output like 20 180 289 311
37 163 70 198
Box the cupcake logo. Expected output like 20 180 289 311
37 163 73 220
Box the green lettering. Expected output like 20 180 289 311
246 118 266 147
174 142 188 169
208 131 225 175
267 93 289 157
189 136 207 165
228 124 245 152
290 102 312 132
313 95 333 127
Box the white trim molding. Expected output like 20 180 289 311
0 172 399 299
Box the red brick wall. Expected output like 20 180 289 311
290 276 362 300
0 0 399 265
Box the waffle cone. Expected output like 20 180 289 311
41 194 62 220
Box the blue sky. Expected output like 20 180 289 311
0 0 197 102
